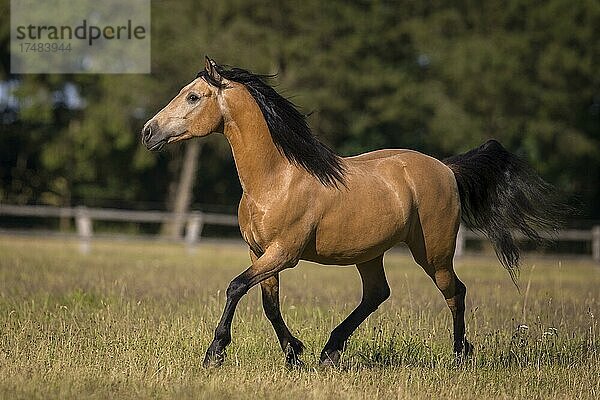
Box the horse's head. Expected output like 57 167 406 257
142 56 228 151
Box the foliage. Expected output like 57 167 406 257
0 0 598 217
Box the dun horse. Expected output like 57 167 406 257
142 57 562 367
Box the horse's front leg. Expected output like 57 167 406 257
250 250 305 366
203 246 298 368
261 274 305 366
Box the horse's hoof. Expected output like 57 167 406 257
283 339 305 368
454 339 474 365
319 350 341 368
285 351 305 369
463 339 474 357
285 357 305 369
203 350 225 368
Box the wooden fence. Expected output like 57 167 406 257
1 204 599 261
0 204 237 251
455 224 600 262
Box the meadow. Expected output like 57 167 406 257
0 235 598 399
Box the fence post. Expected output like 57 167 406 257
592 226 600 263
75 206 92 254
455 224 465 258
185 212 204 251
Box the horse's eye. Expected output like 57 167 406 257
187 93 201 104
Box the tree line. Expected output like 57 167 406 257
0 0 598 234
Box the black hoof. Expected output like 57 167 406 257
454 338 474 363
285 356 305 369
203 348 225 368
463 339 474 357
283 338 305 368
319 349 342 367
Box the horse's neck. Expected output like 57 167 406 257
222 94 288 198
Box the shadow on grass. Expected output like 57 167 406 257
336 326 599 371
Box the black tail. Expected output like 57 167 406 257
444 139 564 284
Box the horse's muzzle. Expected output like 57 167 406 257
141 120 166 151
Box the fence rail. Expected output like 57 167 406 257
0 204 237 249
455 225 600 262
1 204 599 261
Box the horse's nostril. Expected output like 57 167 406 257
142 121 157 144
142 125 151 140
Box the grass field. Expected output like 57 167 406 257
0 235 598 399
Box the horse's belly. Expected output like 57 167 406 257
305 187 412 265
301 240 398 265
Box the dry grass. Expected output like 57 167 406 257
0 235 598 399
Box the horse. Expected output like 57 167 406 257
142 56 562 368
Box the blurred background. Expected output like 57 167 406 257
0 1 598 250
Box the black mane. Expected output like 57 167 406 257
197 65 345 188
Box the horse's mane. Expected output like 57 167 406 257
197 64 345 188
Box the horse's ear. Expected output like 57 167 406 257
204 55 213 72
204 55 223 84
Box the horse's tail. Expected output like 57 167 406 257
443 139 564 284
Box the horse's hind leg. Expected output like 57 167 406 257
260 274 305 366
408 235 473 357
320 254 390 367
432 265 472 356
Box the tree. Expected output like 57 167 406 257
0 0 598 226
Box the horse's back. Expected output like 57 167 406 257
346 148 457 196
345 149 458 208
344 148 414 162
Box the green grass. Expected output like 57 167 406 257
0 235 598 399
